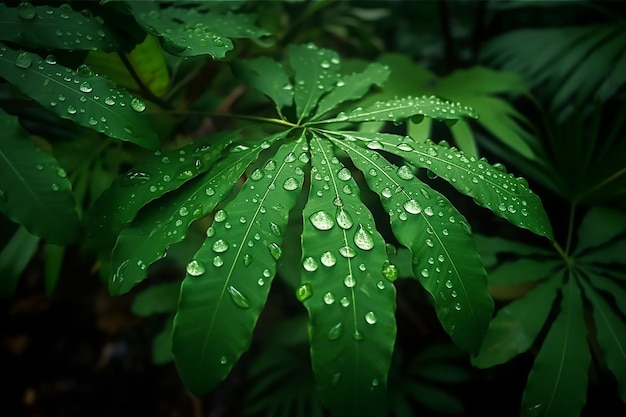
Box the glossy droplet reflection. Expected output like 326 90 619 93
186 259 206 276
296 283 313 302
309 210 334 230
353 224 374 251
227 285 250 309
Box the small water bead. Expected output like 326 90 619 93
309 210 334 230
15 51 33 69
323 292 335 305
381 188 392 199
104 96 115 106
336 209 353 230
268 242 282 260
420 268 430 278
45 55 57 65
442 228 449 236
364 311 377 324
403 199 421 215
56 168 67 178
358 264 367 272
454 303 462 311
397 165 414 180
228 285 251 309
269 222 282 237
51 183 60 191
214 209 227 222
206 226 216 237
353 224 374 251
282 177 299 191
186 259 206 276
376 280 386 290
79 81 92 93
327 322 343 340
296 283 313 302
445 279 453 289
320 251 337 267
76 64 94 78
35 163 44 171
343 274 356 288
381 262 398 282
265 159 277 171
131 97 146 112
423 206 434 216
438 255 445 263
340 297 350 307
211 239 229 253
397 143 413 152
339 245 356 258
366 141 383 150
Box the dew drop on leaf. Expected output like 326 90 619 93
336 209 353 230
376 280 386 290
15 51 32 68
343 274 356 288
397 165 414 180
269 222 282 237
340 296 350 307
353 224 374 251
309 210 334 230
213 255 224 267
296 283 313 302
268 242 282 260
403 199 421 215
282 177 299 191
303 256 318 272
18 2 37 20
186 260 206 276
337 168 352 181
214 209 227 222
227 285 251 309
243 253 252 266
79 81 92 93
420 268 430 278
455 303 462 311
265 159 277 171
320 251 337 267
76 64 94 78
130 97 146 112
51 183 60 191
366 141 383 150
211 239 229 253
323 292 335 305
445 279 453 288
339 245 356 258
423 206 434 216
327 322 343 340
364 311 377 324
381 262 398 282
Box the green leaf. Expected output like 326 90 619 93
0 3 120 51
85 132 231 250
343 131 553 240
44 244 64 295
0 226 39 298
487 258 562 285
153 316 174 365
289 43 341 122
131 282 180 316
332 134 493 354
312 95 477 126
580 277 626 402
580 239 626 265
472 276 561 368
474 234 554 268
587 271 626 316
0 110 80 244
231 57 293 110
312 63 390 120
110 141 263 295
299 134 396 417
0 44 158 149
575 206 626 255
173 134 308 395
520 275 590 417
128 2 268 58
403 380 465 415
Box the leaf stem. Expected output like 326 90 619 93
210 113 298 128
564 203 576 255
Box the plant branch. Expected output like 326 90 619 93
565 203 576 255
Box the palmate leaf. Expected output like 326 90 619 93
0 3 120 51
575 206 626 255
232 57 294 110
0 44 158 149
520 273 590 417
0 109 79 244
110 141 265 295
85 131 232 250
332 135 492 354
299 135 396 417
173 135 308 395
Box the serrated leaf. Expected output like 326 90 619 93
0 110 79 244
173 134 308 395
131 282 180 316
332 134 493 354
85 132 232 250
520 275 590 417
289 43 341 122
344 131 553 239
110 141 263 295
580 277 626 402
472 276 561 368
129 2 268 58
0 226 39 298
312 95 477 126
312 63 390 120
299 135 396 417
231 57 293 110
0 3 120 51
488 258 562 285
575 206 626 255
0 44 158 149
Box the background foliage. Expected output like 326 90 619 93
1 1 625 417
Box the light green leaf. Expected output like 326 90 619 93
0 44 158 149
173 134 308 395
313 95 477 126
344 131 553 240
312 63 390 120
299 134 396 417
110 141 263 295
131 282 180 317
472 275 561 368
580 277 626 402
487 258 562 285
0 3 120 51
520 275 590 417
85 132 231 250
0 110 80 244
575 206 626 255
231 57 293 110
289 43 341 123
0 226 39 298
129 2 268 58
333 134 493 354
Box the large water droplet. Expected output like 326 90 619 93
79 81 92 93
212 239 229 253
15 51 33 68
18 2 37 20
186 259 206 276
381 262 398 282
337 168 352 181
340 296 350 307
268 242 282 260
420 268 430 278
323 292 335 305
282 177 299 191
339 245 356 258
344 274 356 288
320 251 337 267
214 209 227 222
364 311 377 324
213 255 224 267
131 97 146 112
122 170 151 186
227 285 250 308
397 165 414 180
309 210 334 230
327 322 343 340
403 199 421 215
336 208 353 230
303 256 318 272
366 141 383 150
353 224 374 251
296 283 313 302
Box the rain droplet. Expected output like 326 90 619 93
214 209 227 222
45 55 57 65
309 210 334 230
340 297 350 307
269 222 282 237
296 283 313 302
337 168 352 181
403 199 421 214
79 81 92 93
186 260 206 276
454 303 462 311
76 64 94 78
353 224 374 251
420 269 430 278
397 165 414 180
423 206 434 216
303 256 318 272
212 239 229 253
206 226 215 237
250 168 264 181
323 292 335 305
376 280 386 290
366 141 383 150
282 177 299 191
219 356 228 365
344 274 356 288
213 255 224 267
131 97 146 112
327 322 343 340
381 262 398 282
56 168 67 178
268 242 282 260
320 251 337 267
365 311 377 324
265 159 277 171
243 253 252 266
339 246 356 258
336 209 353 230
227 285 250 309
15 52 32 69
104 96 115 106
18 2 37 20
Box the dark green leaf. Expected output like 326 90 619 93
44 244 64 295
587 270 626 316
0 3 120 51
232 57 293 110
0 110 80 243
520 275 590 417
0 226 39 298
474 234 554 268
472 276 561 368
488 258 562 285
580 239 626 265
173 134 308 395
131 282 180 317
333 135 493 354
152 316 174 365
403 380 465 415
575 206 626 255
0 44 158 149
299 134 396 417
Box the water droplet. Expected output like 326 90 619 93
420 269 430 278
18 2 37 20
56 168 67 178
309 210 334 230
397 143 413 152
131 97 146 112
397 165 414 180
213 255 224 267
376 280 386 290
212 239 229 253
454 303 462 311
268 242 282 260
186 259 206 276
445 279 453 289
366 141 383 150
78 81 93 93
337 168 352 181
340 296 350 307
493 162 507 173
403 199 421 215
423 206 434 216
327 322 343 340
336 209 353 230
219 356 228 365
320 251 337 267
344 274 356 288
339 245 356 258
265 159 277 171
353 224 374 251
269 222 282 237
16 52 32 68
214 209 227 222
250 168 264 181
228 285 250 308
296 283 313 302
104 96 115 106
282 177 299 191
45 55 57 65
365 311 377 324
381 262 398 282
323 292 335 305
303 257 318 271
242 253 252 266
